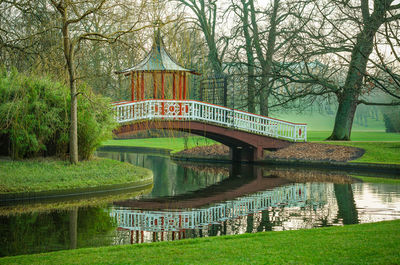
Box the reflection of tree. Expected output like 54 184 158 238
0 207 115 256
69 208 78 249
257 210 273 232
208 224 220 236
246 213 254 233
334 184 359 225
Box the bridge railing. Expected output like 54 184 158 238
112 100 307 142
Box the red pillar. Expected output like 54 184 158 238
136 72 140 101
172 73 176 99
161 72 165 115
178 72 182 116
131 72 135 101
141 72 144 100
161 73 165 99
183 73 187 99
178 72 182 100
152 72 157 99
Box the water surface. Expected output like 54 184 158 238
0 148 399 257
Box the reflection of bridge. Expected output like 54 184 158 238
113 100 307 161
111 184 307 233
114 167 292 209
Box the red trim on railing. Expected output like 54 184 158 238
112 99 307 126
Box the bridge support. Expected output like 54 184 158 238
230 146 264 162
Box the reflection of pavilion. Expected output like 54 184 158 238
111 184 317 243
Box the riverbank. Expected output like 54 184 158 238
1 219 399 264
0 157 153 195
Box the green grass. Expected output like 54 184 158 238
102 137 216 153
1 220 399 264
0 158 152 194
275 112 385 131
308 131 400 141
322 142 400 164
352 175 400 184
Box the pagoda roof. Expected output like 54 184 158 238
116 31 200 75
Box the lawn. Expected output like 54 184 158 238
307 131 400 141
1 220 399 264
102 137 216 153
322 142 400 164
351 175 400 184
0 158 153 194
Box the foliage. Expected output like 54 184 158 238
382 106 400 133
0 68 116 160
1 220 399 264
77 84 117 160
0 157 153 194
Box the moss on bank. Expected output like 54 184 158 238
1 220 399 264
0 158 152 194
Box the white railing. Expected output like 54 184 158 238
112 100 307 142
111 184 308 232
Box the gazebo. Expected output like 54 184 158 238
116 30 201 102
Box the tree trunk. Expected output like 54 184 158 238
69 68 78 164
329 93 358 140
328 6 385 140
249 0 279 117
61 8 78 164
241 0 255 113
247 68 256 113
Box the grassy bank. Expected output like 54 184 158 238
323 142 400 164
307 131 400 141
352 175 400 184
1 220 399 264
102 137 216 153
0 158 152 194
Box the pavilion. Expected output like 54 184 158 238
115 30 201 102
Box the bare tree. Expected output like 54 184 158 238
48 0 158 163
286 0 400 140
176 0 228 75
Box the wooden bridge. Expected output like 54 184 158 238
112 99 307 161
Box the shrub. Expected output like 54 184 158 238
382 107 400 133
0 68 117 160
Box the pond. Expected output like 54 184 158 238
1 148 399 257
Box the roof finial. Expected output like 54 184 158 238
153 19 163 48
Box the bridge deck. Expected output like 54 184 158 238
113 100 307 142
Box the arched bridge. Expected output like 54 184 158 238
112 100 307 161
